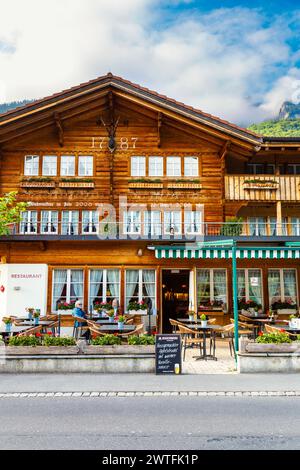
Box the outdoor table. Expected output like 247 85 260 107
278 325 300 335
98 325 136 333
177 318 203 324
244 317 286 336
17 321 52 326
95 319 117 324
185 325 223 361
0 325 33 340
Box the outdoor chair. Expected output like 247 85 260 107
207 318 217 324
17 325 43 337
118 323 145 340
265 323 297 339
72 316 89 340
88 326 107 339
214 324 235 357
178 324 204 361
230 319 256 338
169 318 185 333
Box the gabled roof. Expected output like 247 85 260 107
0 73 262 145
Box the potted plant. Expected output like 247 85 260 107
117 315 125 330
188 310 195 322
57 301 76 315
200 314 207 327
107 310 115 323
271 300 298 315
3 318 12 333
26 308 35 321
127 300 148 315
33 310 40 325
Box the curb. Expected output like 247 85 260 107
0 390 299 398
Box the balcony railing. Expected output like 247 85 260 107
225 175 300 201
3 221 300 240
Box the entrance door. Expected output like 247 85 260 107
162 269 190 333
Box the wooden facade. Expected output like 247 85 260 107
0 74 299 331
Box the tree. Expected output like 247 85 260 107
0 192 28 235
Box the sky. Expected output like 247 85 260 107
1 0 300 125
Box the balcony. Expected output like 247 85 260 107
2 220 300 242
225 175 300 202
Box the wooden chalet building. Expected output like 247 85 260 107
0 73 300 331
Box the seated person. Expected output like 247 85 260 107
72 300 89 338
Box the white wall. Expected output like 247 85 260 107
0 264 48 319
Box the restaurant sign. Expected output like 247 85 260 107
155 334 182 375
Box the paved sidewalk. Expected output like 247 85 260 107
1 373 300 394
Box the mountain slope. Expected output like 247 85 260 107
248 119 300 137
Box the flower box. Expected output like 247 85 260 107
4 346 80 355
58 182 94 189
127 309 148 316
21 181 56 189
243 341 300 354
57 309 74 315
243 181 278 190
167 183 202 190
277 309 297 315
128 182 163 189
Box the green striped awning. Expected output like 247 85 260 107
153 246 300 260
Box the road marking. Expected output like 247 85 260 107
0 391 299 398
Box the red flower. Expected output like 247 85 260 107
47 332 52 335
35 333 42 337
258 331 263 336
280 329 286 333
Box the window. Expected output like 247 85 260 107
41 211 58 234
268 269 298 307
291 218 300 236
123 211 141 234
82 211 98 234
269 217 288 236
89 269 120 309
167 156 181 177
184 211 202 234
131 156 145 177
42 156 57 176
78 156 93 176
164 211 182 234
248 217 267 236
61 156 75 176
149 156 163 177
20 211 38 234
144 211 161 237
52 269 84 311
197 269 227 310
287 164 300 175
24 155 39 176
237 269 263 307
125 269 156 311
184 157 198 177
61 211 79 235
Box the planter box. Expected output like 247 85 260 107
127 310 148 316
128 182 163 189
167 183 201 190
57 310 74 315
83 345 155 355
277 309 297 315
58 182 94 189
20 181 56 189
4 346 79 355
243 182 278 190
245 342 300 353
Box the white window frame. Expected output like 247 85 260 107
88 269 120 308
60 155 75 176
19 211 38 234
143 211 162 237
184 157 199 177
166 156 181 177
52 269 84 311
184 210 202 234
42 155 57 176
78 156 93 177
82 211 99 234
41 211 58 234
268 268 298 304
149 156 163 177
131 156 146 177
24 155 39 176
237 269 263 307
61 211 79 235
123 211 142 234
163 211 182 235
291 218 300 236
125 269 156 311
197 269 227 308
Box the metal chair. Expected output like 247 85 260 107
178 324 204 361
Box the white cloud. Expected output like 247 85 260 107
0 1 299 125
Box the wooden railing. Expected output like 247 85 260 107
225 175 300 201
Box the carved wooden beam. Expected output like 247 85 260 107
157 112 163 148
219 140 231 160
54 113 64 147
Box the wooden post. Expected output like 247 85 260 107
276 201 282 235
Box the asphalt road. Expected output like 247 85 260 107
0 396 300 450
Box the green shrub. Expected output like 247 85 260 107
220 217 243 236
42 336 76 346
256 332 292 344
128 335 155 345
91 334 122 346
8 335 41 347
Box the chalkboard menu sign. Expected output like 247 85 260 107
155 334 182 375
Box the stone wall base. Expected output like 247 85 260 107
238 353 300 373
